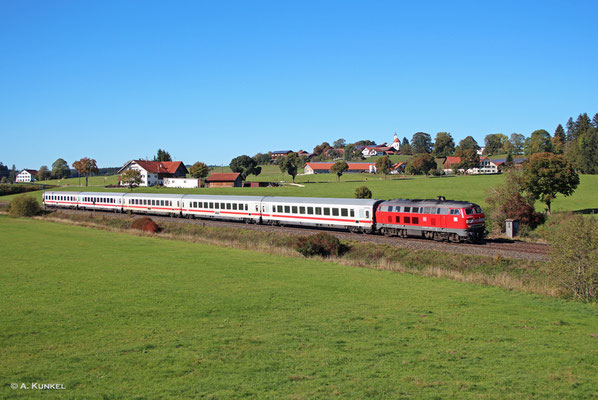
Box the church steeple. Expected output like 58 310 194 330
391 132 401 151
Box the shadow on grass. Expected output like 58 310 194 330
573 208 598 215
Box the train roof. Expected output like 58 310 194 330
181 194 266 202
381 198 479 208
261 196 382 206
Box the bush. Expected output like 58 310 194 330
547 215 598 301
8 195 41 217
355 186 372 199
295 233 342 257
130 217 160 233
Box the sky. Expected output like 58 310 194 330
1 0 597 169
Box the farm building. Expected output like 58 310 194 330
205 172 242 188
118 160 188 187
304 162 377 174
163 177 201 188
270 150 293 160
15 169 38 182
442 156 524 175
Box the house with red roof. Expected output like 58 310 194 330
15 169 38 183
118 160 188 187
304 162 377 174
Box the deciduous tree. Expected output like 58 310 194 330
523 153 579 214
330 160 349 182
333 138 346 148
280 152 300 182
37 166 50 181
411 132 432 154
407 153 437 175
229 155 262 180
484 133 509 155
375 156 392 179
458 149 480 172
52 158 71 179
524 130 552 155
121 169 142 191
455 136 480 156
433 132 455 157
189 162 210 179
72 157 98 187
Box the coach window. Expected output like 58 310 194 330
226 203 231 210
307 207 314 214
324 208 330 216
244 204 248 211
412 207 419 213
209 202 213 209
299 206 305 214
388 206 393 212
350 209 355 217
332 208 339 216
232 203 237 210
404 216 411 223
315 207 322 215
284 205 290 213
450 209 459 215
341 208 348 217
220 202 225 209
292 206 298 214
395 216 401 223
423 207 430 214
365 210 370 219
215 202 219 209
403 206 410 213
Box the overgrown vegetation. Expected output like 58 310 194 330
130 217 160 233
0 183 52 196
546 214 598 301
8 195 41 217
295 233 343 257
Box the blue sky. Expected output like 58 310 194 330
1 0 596 168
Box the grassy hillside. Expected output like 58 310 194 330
2 174 596 213
34 174 119 187
1 216 597 398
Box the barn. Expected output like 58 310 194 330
304 162 377 174
205 172 243 188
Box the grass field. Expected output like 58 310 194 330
2 173 597 214
1 216 598 398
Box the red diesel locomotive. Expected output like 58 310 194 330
375 198 486 242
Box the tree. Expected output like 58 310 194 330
72 157 98 187
313 142 331 156
330 160 349 182
523 153 579 214
411 132 432 154
375 156 392 179
508 133 525 155
8 164 17 182
547 215 598 301
407 153 437 175
577 127 598 174
0 162 8 180
280 152 300 182
485 170 543 234
484 133 509 155
524 129 552 155
333 138 346 148
433 132 455 157
458 149 480 172
565 117 575 142
37 166 51 181
354 140 375 146
355 186 372 199
400 137 412 155
343 144 362 161
229 155 262 180
593 113 598 129
504 152 514 169
154 149 172 162
252 153 271 165
189 162 210 179
455 136 480 156
552 124 566 154
52 158 71 179
120 169 142 191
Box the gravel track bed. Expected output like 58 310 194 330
51 208 549 261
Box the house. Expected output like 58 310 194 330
271 150 293 159
15 169 38 183
362 146 384 158
205 172 242 188
479 157 500 174
163 177 201 188
117 160 188 187
390 162 406 174
442 157 462 174
304 162 377 174
442 156 508 175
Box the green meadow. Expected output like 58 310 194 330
1 216 598 398
3 172 597 214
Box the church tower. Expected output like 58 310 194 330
391 132 401 151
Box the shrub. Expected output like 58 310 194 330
130 217 160 233
355 186 372 199
295 233 342 257
547 215 598 301
8 195 41 217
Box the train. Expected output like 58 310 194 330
42 191 487 243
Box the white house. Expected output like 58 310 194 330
117 160 188 187
15 169 37 183
390 133 401 152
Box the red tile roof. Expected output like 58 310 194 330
444 157 461 167
130 160 186 174
206 172 241 182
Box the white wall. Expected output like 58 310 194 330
163 178 200 188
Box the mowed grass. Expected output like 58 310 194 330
1 216 598 399
3 173 597 213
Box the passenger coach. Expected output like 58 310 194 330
182 195 263 223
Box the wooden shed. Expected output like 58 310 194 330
205 172 243 188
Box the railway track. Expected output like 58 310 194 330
49 208 549 261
